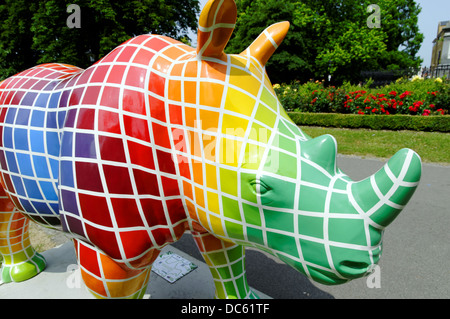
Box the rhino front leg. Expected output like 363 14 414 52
74 239 154 299
192 231 258 299
0 190 46 283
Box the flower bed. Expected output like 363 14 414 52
274 77 450 117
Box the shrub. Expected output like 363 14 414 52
288 112 450 132
274 77 450 117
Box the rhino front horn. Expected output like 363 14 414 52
350 148 422 228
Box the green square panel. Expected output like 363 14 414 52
263 149 297 178
242 202 261 227
264 209 294 232
231 259 244 277
301 161 330 187
329 192 359 215
328 218 367 246
267 231 299 259
227 245 244 262
225 220 245 240
246 227 265 246
260 175 296 209
240 172 257 203
221 196 241 221
299 239 329 268
298 185 328 213
297 214 324 239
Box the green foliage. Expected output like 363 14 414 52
0 0 200 80
275 77 450 117
227 0 423 84
289 112 450 132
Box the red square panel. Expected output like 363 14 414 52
76 67 94 85
75 161 104 192
140 198 166 226
116 46 137 63
100 86 120 109
132 169 160 196
111 198 144 228
78 242 102 277
107 65 127 84
127 141 155 170
156 150 176 174
82 85 101 105
133 49 154 66
161 176 180 197
78 193 113 227
169 104 183 125
120 230 152 259
103 165 134 195
99 135 126 162
144 37 169 51
76 108 95 130
124 115 150 142
152 122 171 148
98 109 121 134
90 65 110 83
148 72 165 96
85 224 121 260
125 66 147 88
148 95 166 122
152 228 172 247
123 89 145 115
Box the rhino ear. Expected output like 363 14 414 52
197 0 237 60
241 21 290 67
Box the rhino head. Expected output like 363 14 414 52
184 0 422 285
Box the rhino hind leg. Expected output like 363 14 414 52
0 189 46 283
74 239 154 299
192 231 258 299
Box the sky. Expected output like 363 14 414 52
193 0 449 67
416 0 450 66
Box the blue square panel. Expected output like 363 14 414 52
39 181 58 201
30 130 45 153
22 178 43 200
13 128 29 151
32 155 50 178
16 153 34 176
30 110 45 127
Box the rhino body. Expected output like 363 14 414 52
0 0 421 298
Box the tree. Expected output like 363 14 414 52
227 0 424 84
0 0 200 80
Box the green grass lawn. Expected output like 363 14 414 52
300 126 450 165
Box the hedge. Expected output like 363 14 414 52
288 112 450 132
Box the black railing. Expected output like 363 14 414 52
360 65 449 87
421 65 450 79
360 68 419 87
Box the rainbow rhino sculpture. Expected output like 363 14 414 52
0 0 421 299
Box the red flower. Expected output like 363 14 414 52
389 91 397 97
430 104 435 109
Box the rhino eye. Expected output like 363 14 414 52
250 180 270 195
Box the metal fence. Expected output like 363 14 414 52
421 65 450 79
360 65 450 87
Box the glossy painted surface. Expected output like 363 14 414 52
0 0 421 298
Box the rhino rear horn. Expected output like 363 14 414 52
197 0 237 59
241 21 290 67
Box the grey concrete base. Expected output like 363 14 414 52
0 242 270 299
